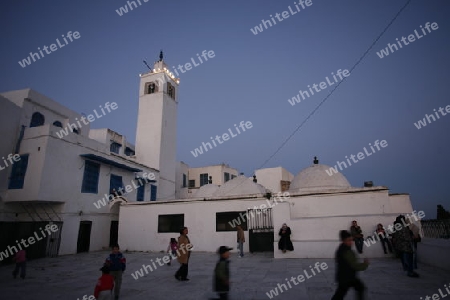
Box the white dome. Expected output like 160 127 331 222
213 175 267 197
194 184 219 198
289 163 351 192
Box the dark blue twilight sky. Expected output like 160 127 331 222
1 1 449 218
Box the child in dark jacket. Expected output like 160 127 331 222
331 230 369 300
104 245 126 300
213 246 232 300
94 266 115 300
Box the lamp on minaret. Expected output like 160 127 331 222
313 156 319 164
208 176 212 184
253 175 257 183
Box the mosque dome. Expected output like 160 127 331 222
289 157 351 193
213 175 267 197
193 184 219 198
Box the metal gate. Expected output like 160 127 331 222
46 222 63 258
0 221 63 265
247 208 274 252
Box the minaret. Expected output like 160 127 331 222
135 51 180 200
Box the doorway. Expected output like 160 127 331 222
77 221 92 253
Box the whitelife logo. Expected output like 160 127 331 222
18 31 81 68
190 121 253 158
55 102 118 139
376 22 439 59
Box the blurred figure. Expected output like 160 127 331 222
212 246 232 300
331 230 369 300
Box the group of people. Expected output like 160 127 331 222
350 218 420 277
332 215 422 300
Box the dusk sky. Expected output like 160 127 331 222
1 0 449 218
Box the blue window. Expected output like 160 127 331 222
110 142 121 154
30 112 45 128
136 180 145 201
8 154 29 189
150 184 157 201
110 174 123 196
81 160 100 193
182 174 187 188
224 172 230 182
200 173 208 186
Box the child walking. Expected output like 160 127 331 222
213 246 232 300
104 244 126 300
166 238 178 266
12 249 26 279
94 266 115 300
331 230 369 300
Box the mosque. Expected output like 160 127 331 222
0 53 416 261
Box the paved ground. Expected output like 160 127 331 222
1 250 449 300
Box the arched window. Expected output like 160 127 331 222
53 121 63 128
30 112 45 127
145 82 158 94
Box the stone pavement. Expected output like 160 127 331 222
1 250 449 300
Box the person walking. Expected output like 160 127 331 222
376 223 393 254
350 220 364 254
212 246 232 300
331 230 369 300
104 244 126 299
175 227 192 281
236 225 245 258
408 220 421 269
391 215 419 277
278 223 294 253
12 249 26 279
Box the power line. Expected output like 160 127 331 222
255 0 412 171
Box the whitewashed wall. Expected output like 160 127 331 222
118 197 270 254
273 189 416 258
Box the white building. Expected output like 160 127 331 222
0 54 185 258
118 158 417 258
0 53 417 260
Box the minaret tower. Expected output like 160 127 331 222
135 51 180 200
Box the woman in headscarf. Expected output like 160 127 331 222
278 223 294 253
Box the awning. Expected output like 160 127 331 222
80 154 142 172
